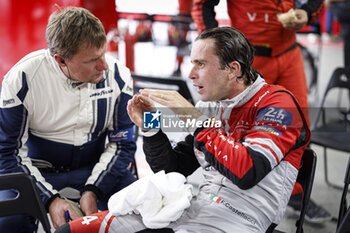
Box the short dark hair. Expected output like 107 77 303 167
196 26 261 85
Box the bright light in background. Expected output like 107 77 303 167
116 0 228 18
114 0 228 78
116 0 179 15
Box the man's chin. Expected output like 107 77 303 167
200 95 217 102
92 76 104 84
200 96 209 102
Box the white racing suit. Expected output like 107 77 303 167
0 49 136 232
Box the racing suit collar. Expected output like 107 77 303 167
46 50 88 89
219 75 266 110
46 49 69 84
217 76 266 131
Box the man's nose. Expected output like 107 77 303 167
97 56 108 70
188 67 197 80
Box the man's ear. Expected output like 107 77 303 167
54 54 66 67
227 61 241 80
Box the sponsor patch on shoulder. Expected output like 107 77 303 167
256 106 293 125
254 125 281 136
108 127 134 143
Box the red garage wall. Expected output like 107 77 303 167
0 0 118 88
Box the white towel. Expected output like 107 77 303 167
108 170 193 229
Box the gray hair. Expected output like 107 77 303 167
46 7 106 59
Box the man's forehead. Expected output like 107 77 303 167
194 38 214 48
74 42 106 58
191 40 216 59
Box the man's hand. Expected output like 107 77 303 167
49 197 81 229
127 94 155 128
140 89 203 122
80 191 98 216
282 9 308 30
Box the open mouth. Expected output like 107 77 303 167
197 86 204 93
194 84 204 90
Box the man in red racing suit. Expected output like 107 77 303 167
191 0 332 223
55 26 310 233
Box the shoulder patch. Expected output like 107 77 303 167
256 106 293 125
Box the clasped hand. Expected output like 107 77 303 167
49 191 97 228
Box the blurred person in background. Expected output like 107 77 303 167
169 0 193 76
327 0 350 68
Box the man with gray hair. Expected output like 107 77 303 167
0 6 136 232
